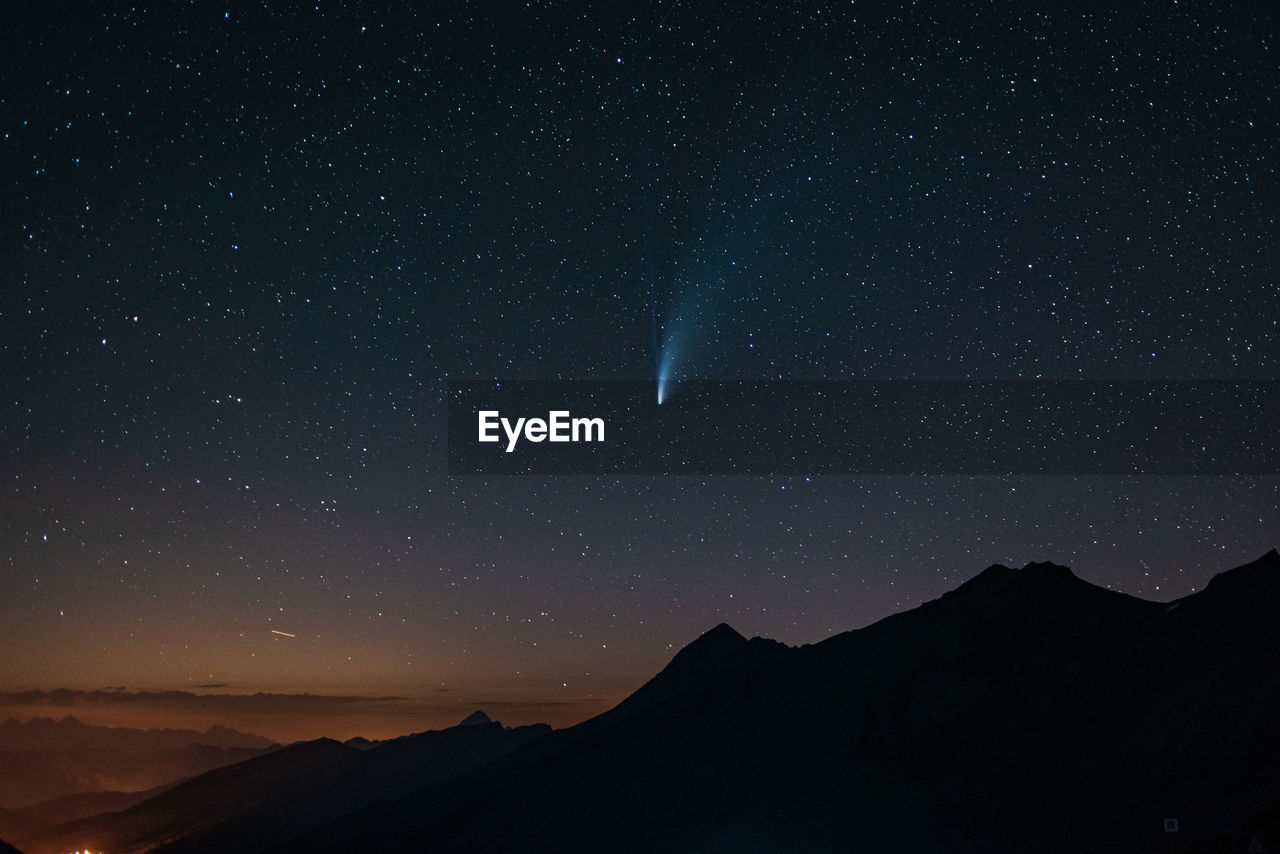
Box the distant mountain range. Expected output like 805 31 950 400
12 551 1280 854
0 718 277 818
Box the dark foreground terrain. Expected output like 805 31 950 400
12 552 1280 854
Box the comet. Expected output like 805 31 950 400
656 327 680 405
270 629 296 638
654 267 718 407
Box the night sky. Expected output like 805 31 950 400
3 2 1278 737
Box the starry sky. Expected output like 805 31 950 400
2 1 1278 737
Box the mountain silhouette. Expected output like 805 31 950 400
263 552 1280 853
19 738 358 854
374 617 794 816
22 553 1280 853
19 715 549 854
611 622 789 717
6 782 177 834
0 742 274 813
0 717 277 811
457 710 493 726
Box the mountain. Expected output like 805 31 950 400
457 710 493 726
19 714 550 854
611 622 789 717
17 619 789 854
0 718 276 810
19 738 359 854
0 742 274 811
0 837 23 854
358 619 794 820
13 782 178 829
267 551 1280 853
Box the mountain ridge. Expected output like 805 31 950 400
265 550 1280 854
18 715 550 854
21 552 1279 853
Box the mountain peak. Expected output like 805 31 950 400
689 622 747 650
1019 560 1079 582
658 623 751 677
611 623 786 718
457 710 493 727
954 560 1079 597
1021 559 1073 572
